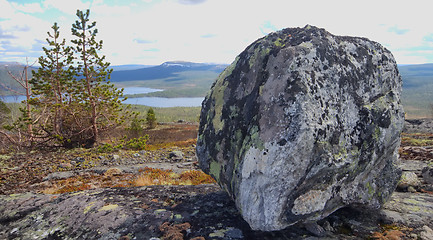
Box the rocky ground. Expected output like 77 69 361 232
0 121 433 239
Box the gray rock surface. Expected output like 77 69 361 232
1 183 432 240
382 192 433 227
403 119 433 134
423 162 433 184
197 25 404 231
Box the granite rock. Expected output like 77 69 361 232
197 25 404 231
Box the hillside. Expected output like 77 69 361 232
109 61 228 97
0 62 35 95
399 63 433 118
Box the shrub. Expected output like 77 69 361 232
146 107 157 129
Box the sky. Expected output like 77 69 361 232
0 0 432 66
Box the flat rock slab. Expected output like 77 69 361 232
382 192 433 227
43 162 198 181
400 160 428 173
1 186 432 240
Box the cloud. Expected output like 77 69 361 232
200 34 216 38
424 34 433 43
178 0 207 5
134 38 155 44
43 0 90 16
11 2 44 14
143 48 160 52
388 26 410 35
0 27 16 39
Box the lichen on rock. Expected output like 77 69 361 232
197 25 404 231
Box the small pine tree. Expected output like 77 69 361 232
70 9 131 147
146 107 157 129
30 22 75 146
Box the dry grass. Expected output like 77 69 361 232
40 168 215 194
133 168 215 187
401 133 433 147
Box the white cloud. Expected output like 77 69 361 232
43 0 90 16
1 0 433 65
10 2 44 14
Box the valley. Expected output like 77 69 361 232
1 61 433 118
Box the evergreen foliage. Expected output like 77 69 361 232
69 9 130 147
30 22 76 146
146 107 157 129
17 9 132 148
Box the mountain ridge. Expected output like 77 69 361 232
1 61 433 118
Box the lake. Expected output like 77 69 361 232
1 87 205 108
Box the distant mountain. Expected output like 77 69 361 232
110 61 228 82
110 64 154 71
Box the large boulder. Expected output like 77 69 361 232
196 25 404 231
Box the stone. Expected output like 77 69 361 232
169 151 184 161
139 150 147 155
58 162 72 169
43 171 75 181
197 25 404 231
420 225 433 240
397 172 421 191
104 167 123 177
422 163 433 184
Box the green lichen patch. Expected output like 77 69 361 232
248 46 271 68
209 161 221 182
210 78 229 132
84 201 97 214
98 204 118 211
